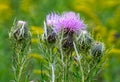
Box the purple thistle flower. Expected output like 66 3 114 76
53 12 86 34
46 12 60 27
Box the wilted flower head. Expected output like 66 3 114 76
53 12 86 34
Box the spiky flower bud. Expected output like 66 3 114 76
62 35 73 49
9 20 31 52
13 20 28 41
91 42 105 57
47 32 57 43
78 30 93 51
43 25 57 43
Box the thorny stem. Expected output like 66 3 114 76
73 42 85 82
16 46 28 82
49 47 55 82
86 63 97 81
17 53 21 82
17 55 28 82
59 31 65 82
51 64 55 82
59 30 64 65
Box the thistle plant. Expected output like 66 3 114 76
9 20 32 82
9 12 108 82
38 11 107 82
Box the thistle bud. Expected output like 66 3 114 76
62 35 73 49
78 30 93 51
47 27 57 43
47 32 56 43
9 20 31 54
13 20 28 41
91 42 105 57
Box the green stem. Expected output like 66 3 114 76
17 55 27 82
80 61 84 82
51 64 55 82
73 42 85 82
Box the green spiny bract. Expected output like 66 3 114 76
9 20 31 52
91 42 105 57
78 30 93 51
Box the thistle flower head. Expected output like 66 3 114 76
17 20 26 27
53 12 86 34
46 12 60 27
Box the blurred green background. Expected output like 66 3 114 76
0 0 120 82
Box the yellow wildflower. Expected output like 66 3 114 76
31 26 44 35
29 53 46 63
71 1 102 26
0 4 9 10
110 48 120 54
31 38 39 43
0 4 12 23
33 69 48 76
108 30 116 43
